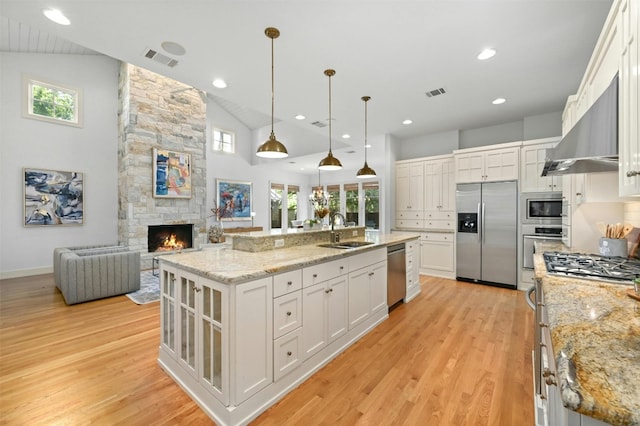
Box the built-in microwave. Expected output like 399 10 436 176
520 192 563 225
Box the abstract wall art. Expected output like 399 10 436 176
24 168 84 226
216 179 252 221
152 148 192 198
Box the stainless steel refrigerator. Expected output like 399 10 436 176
456 181 517 288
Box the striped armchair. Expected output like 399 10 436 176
53 245 140 305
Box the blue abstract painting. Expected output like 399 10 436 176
24 168 84 226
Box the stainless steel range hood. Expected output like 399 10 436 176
542 75 618 176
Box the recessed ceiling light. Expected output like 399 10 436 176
212 79 227 89
477 48 496 60
403 119 413 125
295 114 306 120
342 134 351 139
161 41 186 56
43 9 70 25
492 98 506 105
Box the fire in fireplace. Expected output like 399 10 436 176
148 224 193 252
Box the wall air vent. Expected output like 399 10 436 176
425 88 446 98
311 121 327 128
143 48 179 68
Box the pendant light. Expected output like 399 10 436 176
256 27 288 158
356 96 377 178
318 69 342 170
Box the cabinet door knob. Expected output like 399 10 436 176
286 311 292 316
369 272 374 276
313 273 318 278
287 281 292 285
627 170 640 177
325 289 331 294
287 351 292 356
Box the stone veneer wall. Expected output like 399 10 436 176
117 63 207 269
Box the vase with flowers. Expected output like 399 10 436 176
208 201 230 243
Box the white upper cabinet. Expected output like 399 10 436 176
520 138 562 193
619 0 640 195
396 161 425 229
454 142 520 183
424 155 456 230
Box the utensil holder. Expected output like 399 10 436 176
598 238 628 257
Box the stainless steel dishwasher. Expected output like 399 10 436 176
387 243 406 310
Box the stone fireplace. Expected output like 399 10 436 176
117 63 207 269
148 224 194 252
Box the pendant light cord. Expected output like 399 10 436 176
328 72 332 154
270 35 275 135
364 98 368 163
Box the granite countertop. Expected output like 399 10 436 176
533 242 640 426
160 232 418 285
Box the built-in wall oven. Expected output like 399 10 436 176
522 225 563 269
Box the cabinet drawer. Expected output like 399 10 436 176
421 232 454 242
273 269 302 298
397 210 424 220
303 258 348 287
273 290 302 339
273 328 302 381
396 219 424 229
425 211 454 221
349 247 386 271
424 219 455 230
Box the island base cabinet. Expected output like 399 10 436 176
302 276 348 361
273 328 303 381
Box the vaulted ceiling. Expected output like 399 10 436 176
0 1 613 172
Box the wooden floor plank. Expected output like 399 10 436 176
0 274 533 425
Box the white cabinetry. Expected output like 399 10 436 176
424 155 456 230
520 138 562 192
396 161 425 229
419 232 455 279
273 269 303 381
348 248 387 329
619 0 640 195
159 266 229 405
405 240 420 302
454 143 520 183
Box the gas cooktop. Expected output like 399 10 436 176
543 251 640 284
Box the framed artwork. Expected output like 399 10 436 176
24 167 84 226
216 179 252 221
152 148 192 198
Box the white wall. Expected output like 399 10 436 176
0 53 120 278
396 130 459 160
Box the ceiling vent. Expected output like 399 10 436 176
311 120 328 128
143 48 179 68
425 87 446 98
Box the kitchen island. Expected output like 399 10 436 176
533 242 640 426
157 231 418 426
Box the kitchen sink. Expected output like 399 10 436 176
318 241 375 249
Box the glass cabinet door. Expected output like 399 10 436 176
201 282 223 395
179 274 198 374
161 268 176 353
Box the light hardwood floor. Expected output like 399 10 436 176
0 273 534 425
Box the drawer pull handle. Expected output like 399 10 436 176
369 272 374 276
287 351 292 356
313 273 318 278
627 170 640 177
286 311 292 316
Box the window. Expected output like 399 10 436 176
345 183 359 225
212 128 235 154
270 183 283 229
363 181 380 229
24 76 82 127
327 184 341 214
287 185 299 225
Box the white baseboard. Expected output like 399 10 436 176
1 266 53 280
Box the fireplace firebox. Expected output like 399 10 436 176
148 224 193 252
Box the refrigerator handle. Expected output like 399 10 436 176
476 202 481 243
481 202 486 244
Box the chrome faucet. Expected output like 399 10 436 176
330 212 346 242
